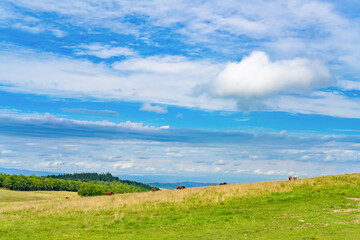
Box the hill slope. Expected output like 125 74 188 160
0 173 359 239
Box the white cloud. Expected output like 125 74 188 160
0 49 233 112
36 161 63 167
25 143 38 146
253 169 262 174
210 51 331 100
268 91 360 119
7 0 360 68
140 103 167 114
113 55 207 74
337 80 360 91
166 152 182 157
176 113 183 119
62 108 119 116
252 168 291 176
75 43 136 58
1 132 359 179
11 23 66 38
4 46 360 118
1 150 13 155
0 111 167 131
73 162 101 168
113 162 134 169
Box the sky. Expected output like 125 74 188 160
0 0 359 183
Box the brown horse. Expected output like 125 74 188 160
65 196 70 199
211 184 216 186
177 186 186 190
106 191 114 195
219 182 227 185
289 176 293 181
152 188 157 192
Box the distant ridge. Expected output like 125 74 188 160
148 182 215 189
0 167 61 176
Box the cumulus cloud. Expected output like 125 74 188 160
140 103 168 114
210 51 331 101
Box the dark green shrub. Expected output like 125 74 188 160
77 183 108 196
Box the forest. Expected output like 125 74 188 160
46 172 154 190
0 172 156 195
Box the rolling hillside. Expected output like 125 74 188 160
0 173 359 239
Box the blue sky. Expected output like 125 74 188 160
0 0 359 182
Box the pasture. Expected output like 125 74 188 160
0 173 359 239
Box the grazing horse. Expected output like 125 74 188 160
177 186 186 190
106 191 114 196
65 196 70 199
152 188 157 192
211 184 216 186
294 176 298 181
219 182 227 185
289 176 293 181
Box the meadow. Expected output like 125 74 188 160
0 173 359 239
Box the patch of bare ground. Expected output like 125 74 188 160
347 197 360 201
333 197 360 212
333 209 360 213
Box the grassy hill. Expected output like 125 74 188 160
0 173 359 239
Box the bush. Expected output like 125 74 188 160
77 183 108 196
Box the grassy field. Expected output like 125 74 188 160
0 174 359 239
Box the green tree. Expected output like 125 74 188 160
3 175 16 190
77 183 108 196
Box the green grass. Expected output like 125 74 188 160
0 174 359 239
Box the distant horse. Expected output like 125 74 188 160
211 184 216 186
294 176 298 181
289 176 293 181
152 188 157 192
106 191 114 196
219 182 227 185
65 196 70 199
177 186 186 190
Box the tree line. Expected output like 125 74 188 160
46 172 154 190
47 172 120 182
0 172 157 196
0 173 81 191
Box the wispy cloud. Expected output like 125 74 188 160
74 43 136 59
140 103 167 114
62 108 119 116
